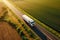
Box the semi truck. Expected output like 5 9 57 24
22 15 35 26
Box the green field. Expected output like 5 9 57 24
10 0 60 32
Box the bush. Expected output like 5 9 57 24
22 36 28 40
21 23 24 26
8 20 17 29
0 11 8 20
17 28 20 33
19 30 28 40
28 31 35 38
18 19 21 23
22 24 36 38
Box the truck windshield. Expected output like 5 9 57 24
31 21 34 24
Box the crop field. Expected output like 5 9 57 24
0 2 22 40
0 22 21 40
10 0 60 32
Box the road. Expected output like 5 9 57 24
0 22 21 40
3 0 59 40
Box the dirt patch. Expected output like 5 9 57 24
0 22 22 40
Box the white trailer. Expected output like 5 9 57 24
22 15 35 26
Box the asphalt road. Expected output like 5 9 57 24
3 0 59 40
